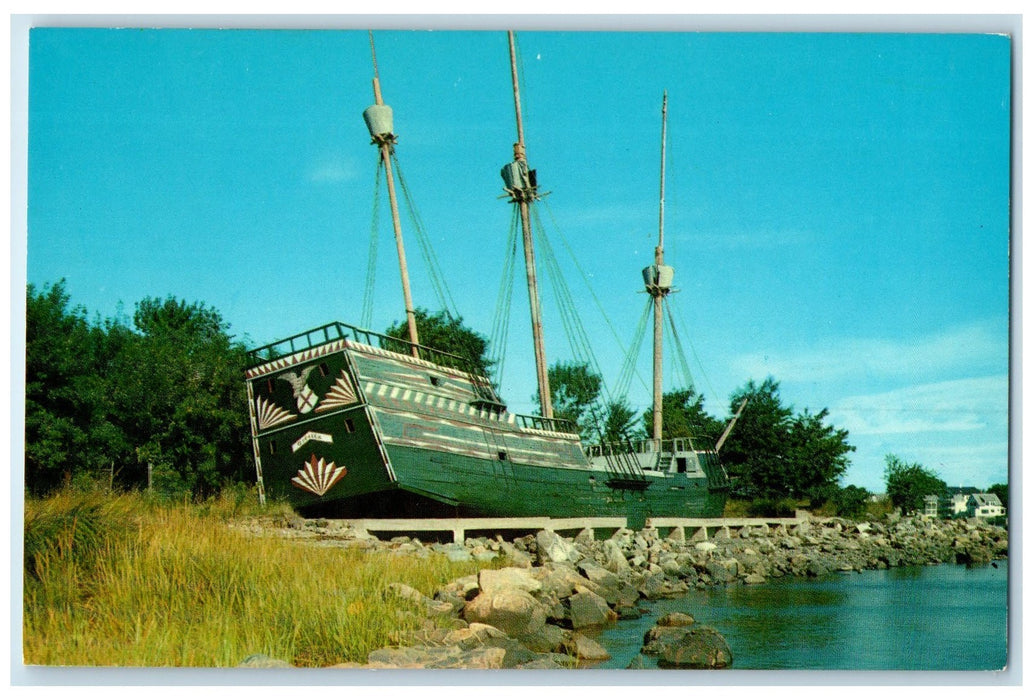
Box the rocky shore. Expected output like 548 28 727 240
234 514 1008 670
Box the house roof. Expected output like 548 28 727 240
946 486 981 495
970 493 1003 507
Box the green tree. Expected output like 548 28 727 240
535 361 603 438
601 398 640 443
641 388 723 444
883 454 946 515
786 408 855 501
384 308 494 378
831 484 872 519
718 378 854 501
107 297 252 498
25 280 96 492
719 378 793 499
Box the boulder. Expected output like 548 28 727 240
706 558 739 583
237 653 292 668
562 633 611 661
366 645 507 669
655 626 733 669
656 611 695 627
496 541 533 568
643 625 692 655
574 528 596 546
616 605 643 620
637 570 666 599
516 653 575 669
387 582 454 614
535 561 594 599
463 589 548 638
441 622 510 650
518 623 567 653
536 530 582 564
601 539 631 573
479 567 543 596
568 589 618 628
695 541 718 555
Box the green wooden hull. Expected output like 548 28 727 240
245 323 728 520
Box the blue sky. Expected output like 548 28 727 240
23 27 1011 492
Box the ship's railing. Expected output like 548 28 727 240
247 321 507 407
513 413 579 435
248 321 477 373
586 436 718 458
247 322 351 365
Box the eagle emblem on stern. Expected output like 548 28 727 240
279 366 318 413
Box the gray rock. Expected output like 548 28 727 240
463 589 548 638
518 623 567 653
655 626 733 669
516 653 576 669
366 645 507 669
499 540 534 568
441 622 510 650
574 528 596 546
536 530 582 564
616 605 643 620
562 633 611 661
568 589 618 628
479 566 543 596
387 582 454 614
637 570 666 599
656 611 695 627
601 538 631 573
237 653 292 668
535 561 593 599
695 541 718 555
706 558 739 583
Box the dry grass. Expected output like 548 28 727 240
23 487 487 667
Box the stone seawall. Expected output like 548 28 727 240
234 514 1008 669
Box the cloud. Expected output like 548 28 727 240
829 375 1008 436
730 319 1006 384
308 160 358 184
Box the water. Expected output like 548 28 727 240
593 561 1009 670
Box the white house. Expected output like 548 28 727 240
967 493 1005 519
922 494 940 518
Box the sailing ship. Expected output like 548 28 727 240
243 33 740 523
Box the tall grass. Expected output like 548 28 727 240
24 487 487 667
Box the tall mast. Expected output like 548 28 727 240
501 31 553 419
363 31 420 356
645 91 673 444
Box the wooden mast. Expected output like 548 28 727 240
505 31 553 419
649 92 672 444
365 32 420 356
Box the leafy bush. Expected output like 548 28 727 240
746 497 798 518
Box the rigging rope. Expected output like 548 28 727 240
361 159 384 329
613 296 654 401
530 205 615 408
663 298 696 393
541 199 646 386
666 293 719 404
488 207 521 385
392 154 459 317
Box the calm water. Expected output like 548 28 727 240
593 561 1009 670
